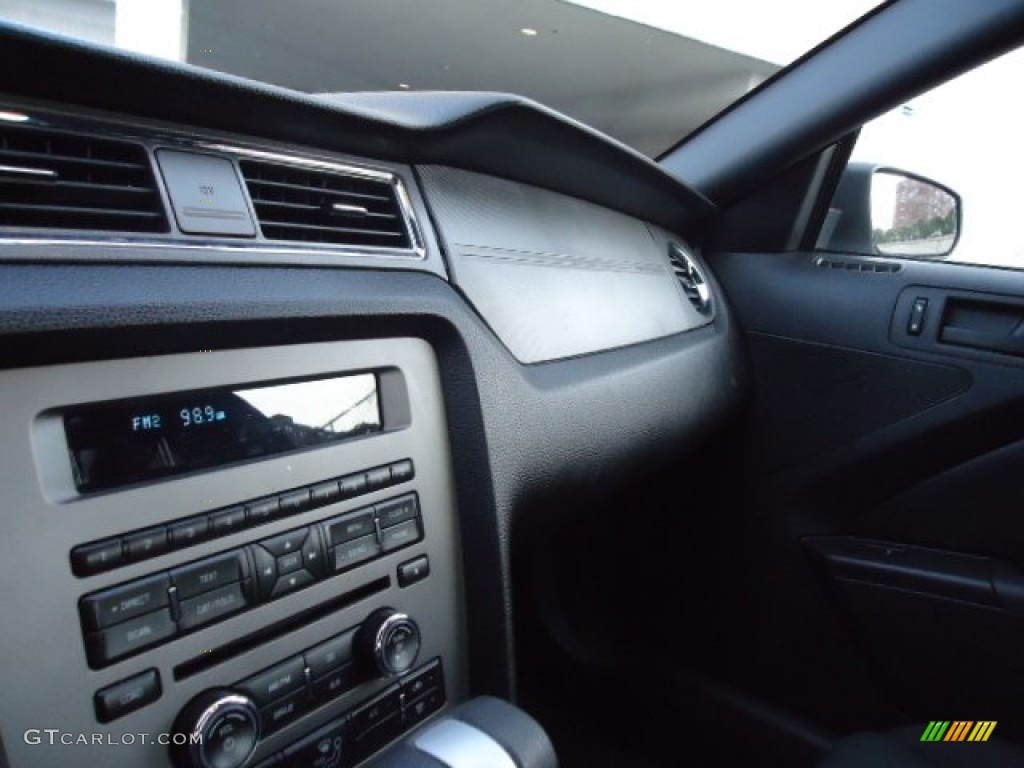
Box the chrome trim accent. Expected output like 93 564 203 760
0 164 57 179
200 142 393 182
193 693 260 768
373 611 420 677
668 242 712 314
0 104 429 262
330 202 369 216
0 236 421 260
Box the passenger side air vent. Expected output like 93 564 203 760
0 125 167 233
668 242 712 314
239 160 413 249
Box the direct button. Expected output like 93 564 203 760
80 573 171 631
326 510 375 545
380 519 421 553
171 551 246 600
239 656 305 706
375 495 419 529
94 669 161 723
178 582 248 631
86 609 176 667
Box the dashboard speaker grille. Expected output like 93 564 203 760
239 160 412 249
0 125 167 233
668 243 712 314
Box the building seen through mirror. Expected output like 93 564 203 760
872 170 958 257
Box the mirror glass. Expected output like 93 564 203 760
872 171 959 257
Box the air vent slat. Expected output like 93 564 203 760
239 159 412 249
253 198 398 220
667 243 713 315
0 125 166 233
244 177 391 204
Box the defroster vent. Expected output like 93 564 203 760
0 125 167 233
239 160 412 249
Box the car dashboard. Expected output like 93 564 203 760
0 22 746 768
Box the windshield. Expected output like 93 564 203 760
0 0 881 156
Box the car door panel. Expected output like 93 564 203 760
710 248 1024 736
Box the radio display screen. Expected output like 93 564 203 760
64 373 381 493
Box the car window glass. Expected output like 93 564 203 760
820 44 1024 267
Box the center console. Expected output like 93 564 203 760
0 338 465 768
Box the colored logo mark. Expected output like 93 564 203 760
920 721 997 742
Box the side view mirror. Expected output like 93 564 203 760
821 162 961 259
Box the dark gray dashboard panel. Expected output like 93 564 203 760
419 166 711 363
0 262 747 714
0 338 465 768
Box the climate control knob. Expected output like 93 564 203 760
356 607 421 678
170 688 260 768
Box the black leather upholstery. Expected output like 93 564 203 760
821 727 1024 768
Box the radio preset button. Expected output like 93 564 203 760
177 582 248 631
333 534 381 572
365 467 391 491
338 472 368 499
94 668 161 723
375 495 419 529
310 480 341 506
380 519 421 553
124 527 169 562
390 459 415 483
172 551 246 600
81 573 171 631
210 506 247 536
278 489 311 515
239 656 306 706
246 497 280 525
86 608 176 666
261 527 308 557
168 517 210 549
326 510 375 546
71 538 124 576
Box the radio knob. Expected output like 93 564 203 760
356 607 421 678
170 688 260 768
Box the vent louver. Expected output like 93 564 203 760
668 243 712 315
239 160 412 249
0 125 167 233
